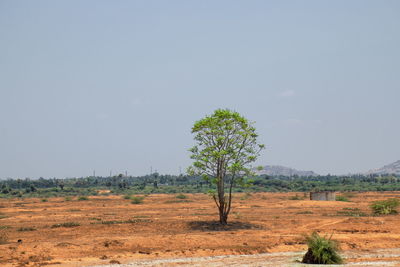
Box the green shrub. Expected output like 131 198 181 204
41 198 48 202
51 222 80 228
123 194 132 200
371 198 400 215
77 196 89 201
17 227 36 231
336 195 350 202
302 232 343 264
64 196 72 201
176 194 187 199
131 196 144 204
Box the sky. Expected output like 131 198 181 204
0 1 399 178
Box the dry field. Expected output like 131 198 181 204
1 192 400 266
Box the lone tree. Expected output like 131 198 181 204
188 109 264 225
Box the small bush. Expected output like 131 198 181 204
302 232 343 264
17 227 36 231
77 196 89 201
176 194 187 199
64 196 72 201
131 196 144 204
123 194 132 200
51 222 80 228
336 195 350 202
41 199 48 202
371 198 400 215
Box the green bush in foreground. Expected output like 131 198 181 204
302 232 343 264
371 198 400 215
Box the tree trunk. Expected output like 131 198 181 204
219 211 228 225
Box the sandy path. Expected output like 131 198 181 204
90 248 400 267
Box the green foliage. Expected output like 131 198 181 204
335 195 350 202
176 194 187 199
188 109 264 224
41 198 48 202
51 222 80 228
131 196 144 204
370 198 400 215
77 196 89 201
302 232 343 264
123 194 132 200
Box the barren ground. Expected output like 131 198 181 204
1 192 400 266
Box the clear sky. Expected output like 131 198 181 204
1 1 399 178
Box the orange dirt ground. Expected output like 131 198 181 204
1 192 400 266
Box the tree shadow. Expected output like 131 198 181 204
187 221 263 232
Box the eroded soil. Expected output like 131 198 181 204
1 192 400 266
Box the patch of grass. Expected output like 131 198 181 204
131 196 144 204
289 194 304 200
0 229 8 244
337 208 367 217
336 195 350 202
302 232 343 264
164 199 192 203
41 198 48 202
77 196 89 201
93 218 151 225
240 192 252 200
0 214 8 219
51 222 80 228
64 196 72 201
371 198 400 215
176 194 187 199
123 194 132 200
17 227 36 231
296 211 313 214
0 225 11 230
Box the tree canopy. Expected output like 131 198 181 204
188 109 265 224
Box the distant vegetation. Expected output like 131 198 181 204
0 173 399 198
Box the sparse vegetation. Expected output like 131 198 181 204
336 195 350 202
64 196 72 201
0 229 8 244
77 196 89 201
289 194 304 200
337 208 367 217
41 198 48 202
176 194 187 199
123 194 132 200
302 232 343 264
51 222 80 228
370 198 400 215
131 196 144 204
17 227 36 231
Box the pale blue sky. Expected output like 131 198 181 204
1 1 399 178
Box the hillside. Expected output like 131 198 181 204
366 160 400 175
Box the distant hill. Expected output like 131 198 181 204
254 165 318 177
366 160 400 176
